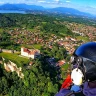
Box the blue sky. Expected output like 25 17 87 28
0 0 96 15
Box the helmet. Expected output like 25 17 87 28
71 42 96 83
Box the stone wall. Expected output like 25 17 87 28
0 48 19 53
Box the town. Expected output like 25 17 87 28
0 13 96 96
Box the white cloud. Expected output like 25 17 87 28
53 0 60 3
0 1 4 4
46 2 52 4
66 0 70 3
38 0 46 3
55 0 59 2
25 1 36 5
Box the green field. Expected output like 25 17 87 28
21 44 42 49
0 28 3 32
0 52 29 67
77 36 89 41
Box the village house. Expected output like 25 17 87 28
21 47 40 59
29 61 33 66
56 60 66 67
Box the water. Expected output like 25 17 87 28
0 10 26 14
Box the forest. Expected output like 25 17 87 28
0 13 71 96
0 56 60 96
0 51 69 96
0 13 96 28
0 13 94 96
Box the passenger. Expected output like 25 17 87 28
55 42 96 96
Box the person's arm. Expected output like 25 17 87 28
55 89 75 96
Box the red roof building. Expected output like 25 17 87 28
21 47 40 59
56 60 66 66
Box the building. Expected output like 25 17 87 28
21 47 40 59
56 60 66 66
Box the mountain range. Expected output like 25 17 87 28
0 3 95 17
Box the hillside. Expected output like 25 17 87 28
0 14 16 27
0 13 96 51
0 54 61 96
0 14 72 34
0 13 96 96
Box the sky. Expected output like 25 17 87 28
0 0 96 15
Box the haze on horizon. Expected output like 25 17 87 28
0 0 96 15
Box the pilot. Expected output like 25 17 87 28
56 42 96 96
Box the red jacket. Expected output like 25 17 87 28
61 74 72 89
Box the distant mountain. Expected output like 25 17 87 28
0 3 45 10
0 3 95 17
48 7 92 17
0 4 18 10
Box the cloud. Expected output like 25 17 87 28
53 0 60 3
66 0 71 3
0 1 4 4
55 0 59 2
38 0 46 3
